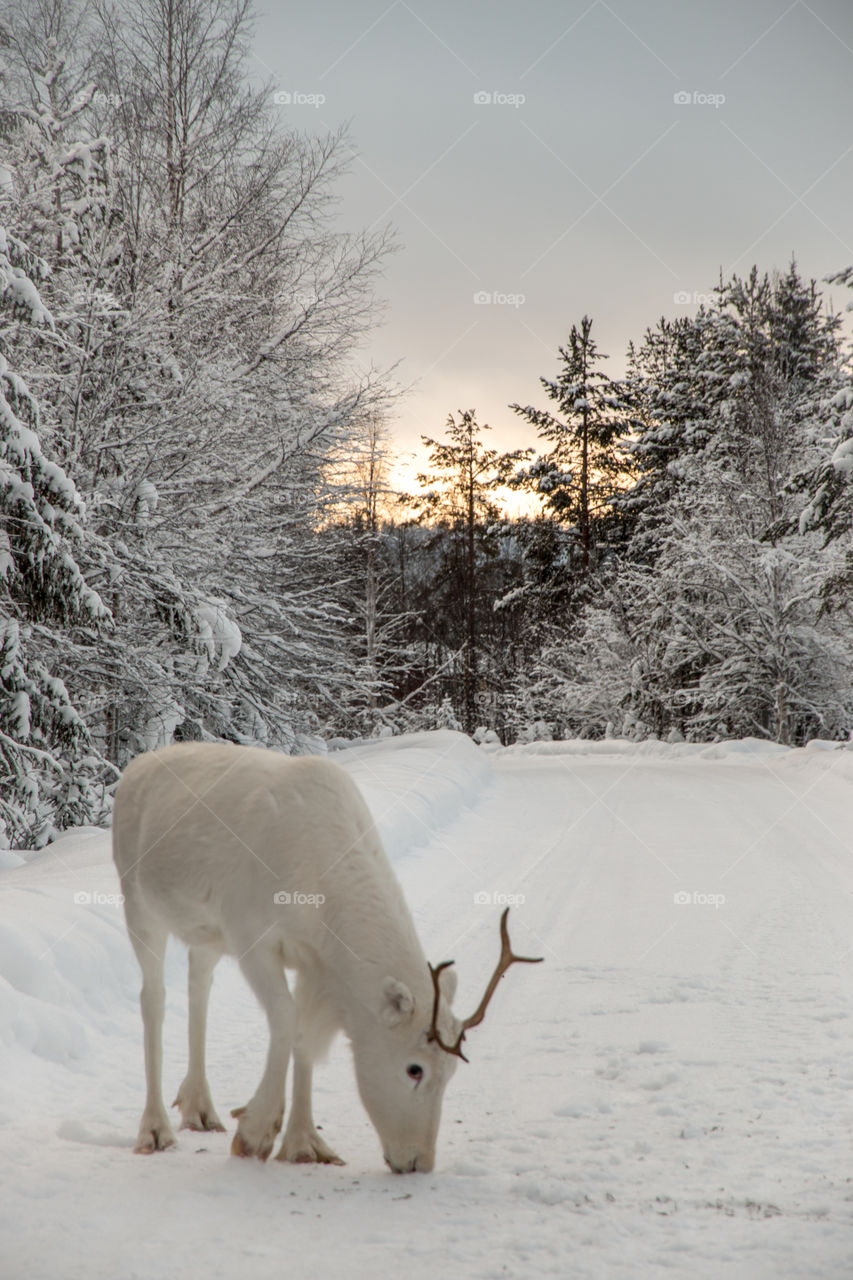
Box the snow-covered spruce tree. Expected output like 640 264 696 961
434 695 462 733
500 318 635 740
620 313 712 562
511 315 635 575
0 224 111 845
795 264 853 614
598 265 852 743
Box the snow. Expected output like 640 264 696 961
10 689 31 739
831 435 853 476
0 527 12 580
58 139 110 184
195 599 242 671
2 731 853 1278
0 356 81 510
1 274 53 328
138 695 186 753
133 478 159 523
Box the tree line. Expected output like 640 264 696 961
343 263 853 749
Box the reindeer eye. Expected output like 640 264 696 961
406 1063 424 1082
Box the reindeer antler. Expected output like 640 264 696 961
427 908 543 1062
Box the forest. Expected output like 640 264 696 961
1 0 852 846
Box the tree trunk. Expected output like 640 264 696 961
464 455 477 733
580 403 590 572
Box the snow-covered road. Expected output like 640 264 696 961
1 732 852 1278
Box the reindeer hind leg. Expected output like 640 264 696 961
124 895 176 1154
230 946 294 1161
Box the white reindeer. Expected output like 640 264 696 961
112 742 540 1172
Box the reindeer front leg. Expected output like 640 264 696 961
278 1048 344 1164
277 974 343 1164
231 947 294 1161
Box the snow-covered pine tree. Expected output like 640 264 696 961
795 264 853 613
0 223 111 845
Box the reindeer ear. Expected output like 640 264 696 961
438 964 457 1005
380 977 415 1026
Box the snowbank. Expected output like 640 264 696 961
498 733 853 769
781 736 853 785
0 827 140 1068
335 729 493 861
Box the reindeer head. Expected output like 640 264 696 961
351 909 542 1172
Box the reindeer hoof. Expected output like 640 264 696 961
183 1115 226 1133
277 1130 345 1165
231 1131 252 1158
134 1126 177 1154
230 1130 275 1161
230 1106 282 1161
172 1086 225 1132
175 1098 226 1132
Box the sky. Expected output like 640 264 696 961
252 0 853 485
